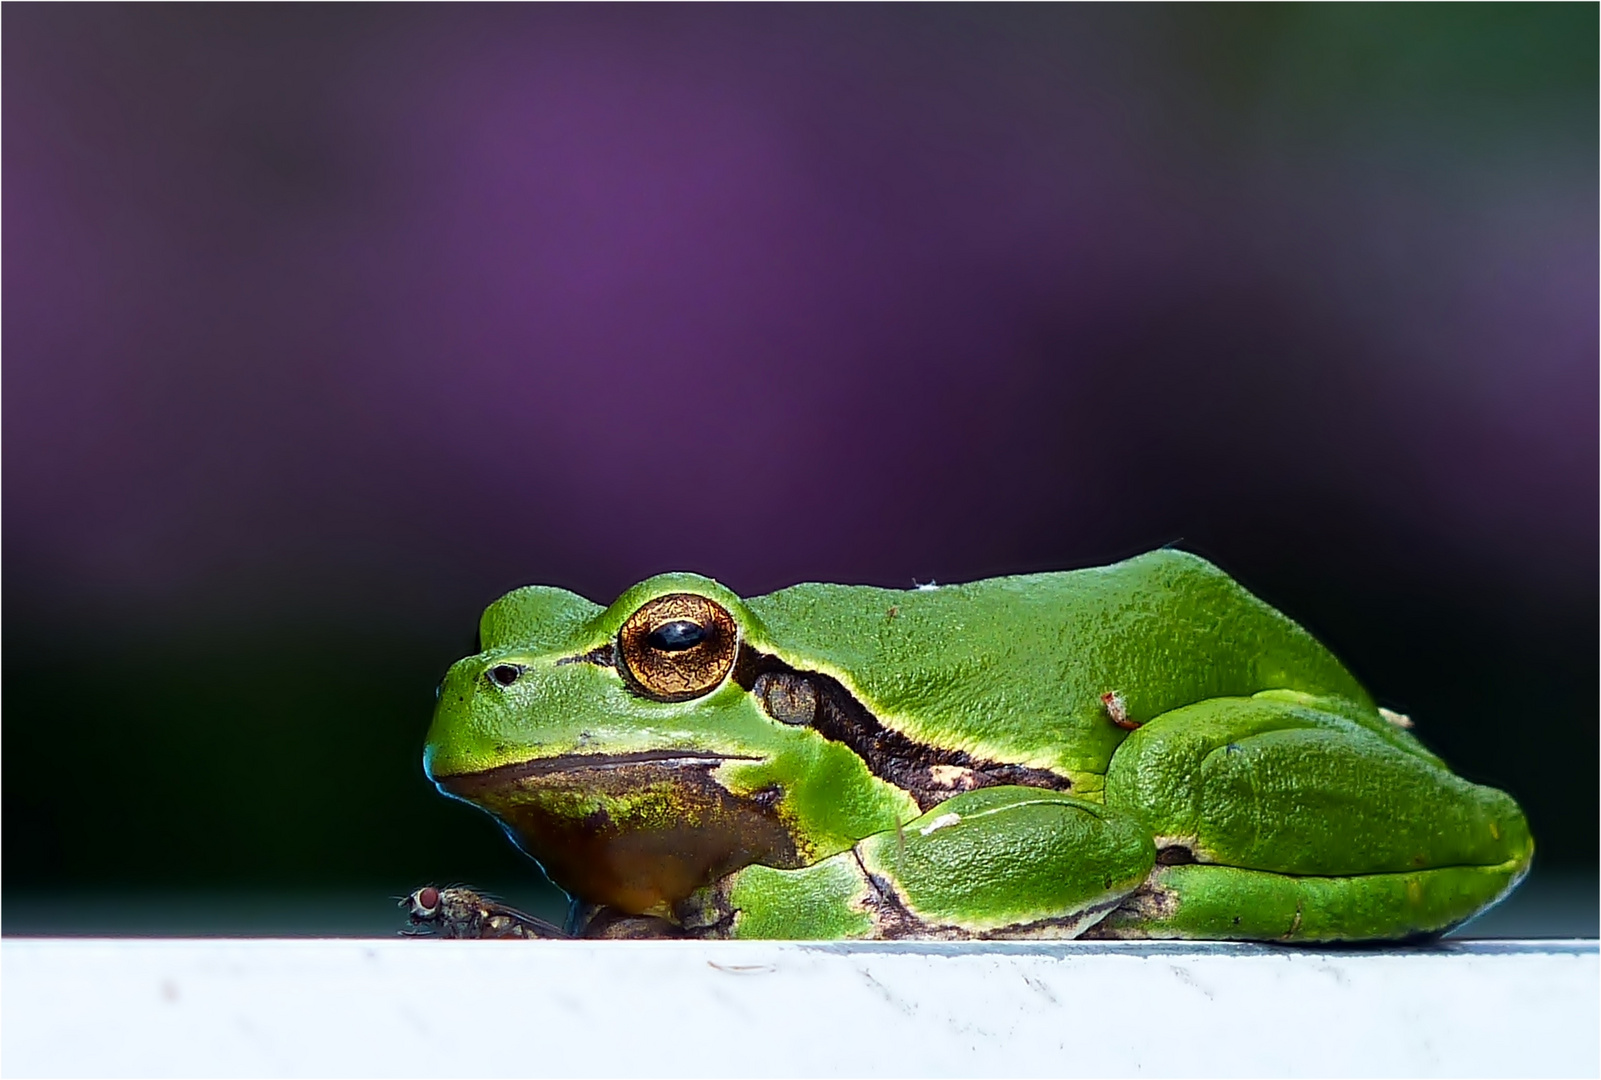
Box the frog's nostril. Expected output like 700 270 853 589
486 663 525 689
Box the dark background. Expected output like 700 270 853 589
4 5 1595 933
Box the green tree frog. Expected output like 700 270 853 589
423 550 1531 941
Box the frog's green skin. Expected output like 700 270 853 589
423 550 1531 942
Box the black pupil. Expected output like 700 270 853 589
487 664 523 687
648 620 707 651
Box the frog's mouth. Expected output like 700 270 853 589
431 750 798 915
433 749 760 792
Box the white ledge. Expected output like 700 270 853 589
3 938 1597 1078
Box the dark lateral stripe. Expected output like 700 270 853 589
733 646 1071 811
555 635 1072 810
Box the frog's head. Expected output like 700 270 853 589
424 573 915 916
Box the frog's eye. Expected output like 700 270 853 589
617 593 739 702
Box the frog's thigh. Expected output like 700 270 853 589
1099 696 1532 941
725 787 1156 940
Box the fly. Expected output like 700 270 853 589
400 884 569 939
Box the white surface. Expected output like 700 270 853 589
2 938 1596 1078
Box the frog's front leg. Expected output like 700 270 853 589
1089 693 1534 942
677 786 1155 940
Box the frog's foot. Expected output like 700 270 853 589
1093 694 1534 942
574 905 689 939
679 786 1155 940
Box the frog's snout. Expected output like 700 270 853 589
426 650 595 783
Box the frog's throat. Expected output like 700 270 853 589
433 754 799 915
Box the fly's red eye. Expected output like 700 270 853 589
417 886 440 912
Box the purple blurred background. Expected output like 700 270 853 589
4 6 1595 913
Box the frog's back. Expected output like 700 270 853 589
745 549 1371 790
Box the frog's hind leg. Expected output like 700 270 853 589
684 786 1157 940
1090 694 1533 942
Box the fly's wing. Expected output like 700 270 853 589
475 894 568 939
